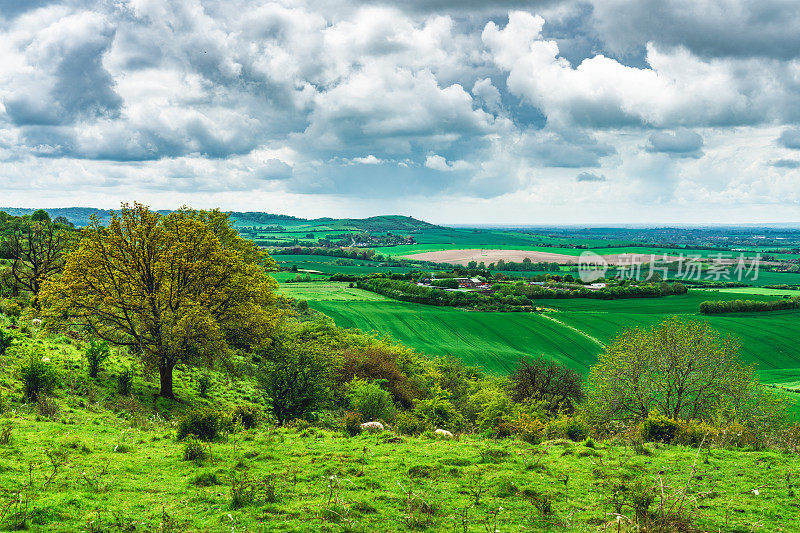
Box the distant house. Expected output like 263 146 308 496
587 282 607 290
452 277 485 289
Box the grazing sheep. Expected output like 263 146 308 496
360 421 384 433
434 428 454 439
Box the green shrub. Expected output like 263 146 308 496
344 411 362 437
507 413 545 444
0 299 21 319
347 378 396 422
177 409 225 441
476 394 516 437
715 421 765 449
0 422 12 445
546 416 589 442
19 355 59 401
638 414 679 443
183 435 209 462
191 471 222 486
116 368 133 396
229 472 278 509
231 404 262 430
413 393 463 431
674 419 717 446
36 395 60 419
0 328 15 356
198 374 212 398
394 411 428 436
85 339 110 379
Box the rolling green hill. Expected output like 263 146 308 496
285 283 800 385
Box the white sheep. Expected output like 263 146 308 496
434 428 454 439
360 421 384 433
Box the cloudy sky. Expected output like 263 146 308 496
1 0 799 224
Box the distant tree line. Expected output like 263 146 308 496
699 297 800 314
357 278 529 311
490 259 562 272
357 278 688 311
493 280 687 301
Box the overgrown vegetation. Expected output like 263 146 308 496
699 296 800 313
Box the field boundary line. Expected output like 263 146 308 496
539 313 606 348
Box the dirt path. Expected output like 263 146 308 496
539 313 606 348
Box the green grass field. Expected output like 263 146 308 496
546 294 800 384
280 282 391 302
311 300 602 374
282 283 800 386
701 287 800 296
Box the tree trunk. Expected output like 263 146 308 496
158 360 175 399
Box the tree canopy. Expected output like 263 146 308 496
5 214 72 307
41 203 284 398
584 316 785 427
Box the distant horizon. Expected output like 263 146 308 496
4 205 800 230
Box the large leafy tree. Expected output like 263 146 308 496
585 316 784 426
509 357 584 415
41 203 283 398
5 213 72 307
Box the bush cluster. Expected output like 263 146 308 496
344 411 362 436
19 355 59 401
699 297 800 314
231 404 262 430
177 409 227 441
85 339 110 378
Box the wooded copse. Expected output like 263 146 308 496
699 297 800 314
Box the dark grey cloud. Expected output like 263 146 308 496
779 129 800 150
254 159 293 181
4 12 121 126
524 129 615 168
592 0 800 60
771 159 800 169
576 171 605 182
645 130 704 158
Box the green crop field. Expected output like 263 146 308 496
310 300 602 374
279 282 391 302
545 294 800 384
283 282 800 386
695 287 800 296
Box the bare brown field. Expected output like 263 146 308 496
398 248 684 266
